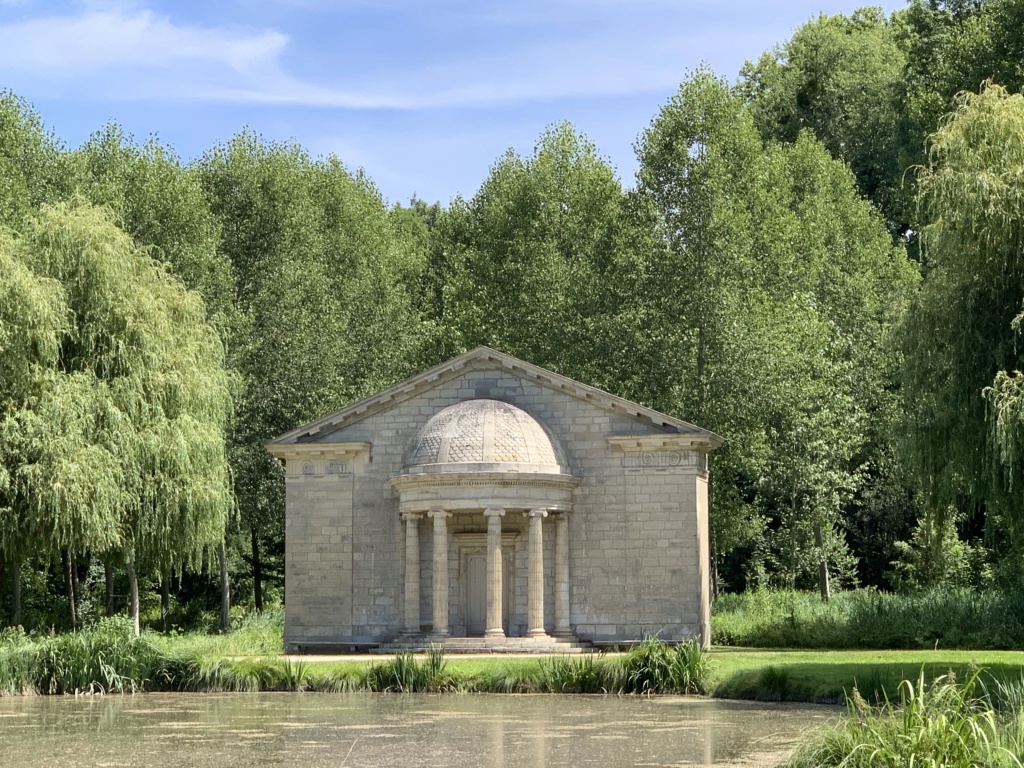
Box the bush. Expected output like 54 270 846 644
712 588 1024 649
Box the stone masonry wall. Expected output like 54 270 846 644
283 363 709 645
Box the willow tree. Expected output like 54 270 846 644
72 126 238 624
0 229 70 623
1 203 232 632
906 84 1024 576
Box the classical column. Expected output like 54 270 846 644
526 508 548 637
553 512 571 637
429 508 450 637
402 512 422 634
484 507 505 638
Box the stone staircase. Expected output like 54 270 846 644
371 634 592 655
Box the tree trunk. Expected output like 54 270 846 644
218 539 230 632
70 553 81 621
201 546 209 579
11 558 20 625
63 551 77 630
104 560 115 616
0 552 6 626
160 566 171 633
126 556 140 637
709 532 719 600
251 528 263 613
815 523 831 603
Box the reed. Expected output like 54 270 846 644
623 637 711 694
787 671 1024 768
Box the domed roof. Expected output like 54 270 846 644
403 399 566 474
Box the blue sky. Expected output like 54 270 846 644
0 0 906 206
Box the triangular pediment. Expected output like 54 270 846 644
266 347 723 449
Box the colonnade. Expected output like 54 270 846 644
400 508 571 638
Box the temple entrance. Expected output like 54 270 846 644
461 547 512 636
466 554 486 635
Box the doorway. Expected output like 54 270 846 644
461 548 512 636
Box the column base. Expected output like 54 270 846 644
526 629 549 639
484 628 506 638
552 628 573 638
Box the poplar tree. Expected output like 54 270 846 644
635 71 916 594
198 133 426 610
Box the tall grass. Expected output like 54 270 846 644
623 637 711 694
787 671 1024 768
713 588 1024 649
0 627 712 696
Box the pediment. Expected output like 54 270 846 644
266 347 723 450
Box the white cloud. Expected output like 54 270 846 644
0 1 905 111
0 9 285 75
0 3 724 109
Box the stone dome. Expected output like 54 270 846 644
403 399 566 474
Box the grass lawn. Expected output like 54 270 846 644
707 647 1024 704
255 647 1024 704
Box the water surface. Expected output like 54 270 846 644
0 693 832 767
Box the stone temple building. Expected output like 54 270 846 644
267 347 722 652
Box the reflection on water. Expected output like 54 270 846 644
0 693 832 767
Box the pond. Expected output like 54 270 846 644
0 693 832 767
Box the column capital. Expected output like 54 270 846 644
427 508 450 520
527 508 548 519
483 507 505 517
401 511 423 522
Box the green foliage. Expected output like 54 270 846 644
902 85 1024 542
713 589 1024 649
0 203 232 571
635 71 917 589
429 121 640 390
622 637 711 695
787 671 1022 768
888 514 991 591
31 616 160 695
364 646 457 692
741 8 910 232
197 132 429 606
0 91 71 231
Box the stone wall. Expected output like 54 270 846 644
281 363 710 649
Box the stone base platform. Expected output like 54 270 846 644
371 634 591 655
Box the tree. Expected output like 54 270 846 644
906 84 1024 559
635 71 916 596
72 126 239 626
0 203 232 633
198 133 427 610
429 122 642 390
0 91 71 232
740 9 910 233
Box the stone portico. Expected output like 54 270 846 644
267 347 722 653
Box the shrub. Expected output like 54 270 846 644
712 588 1024 649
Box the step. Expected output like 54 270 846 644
370 635 593 655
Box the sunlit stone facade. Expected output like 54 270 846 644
267 347 721 653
